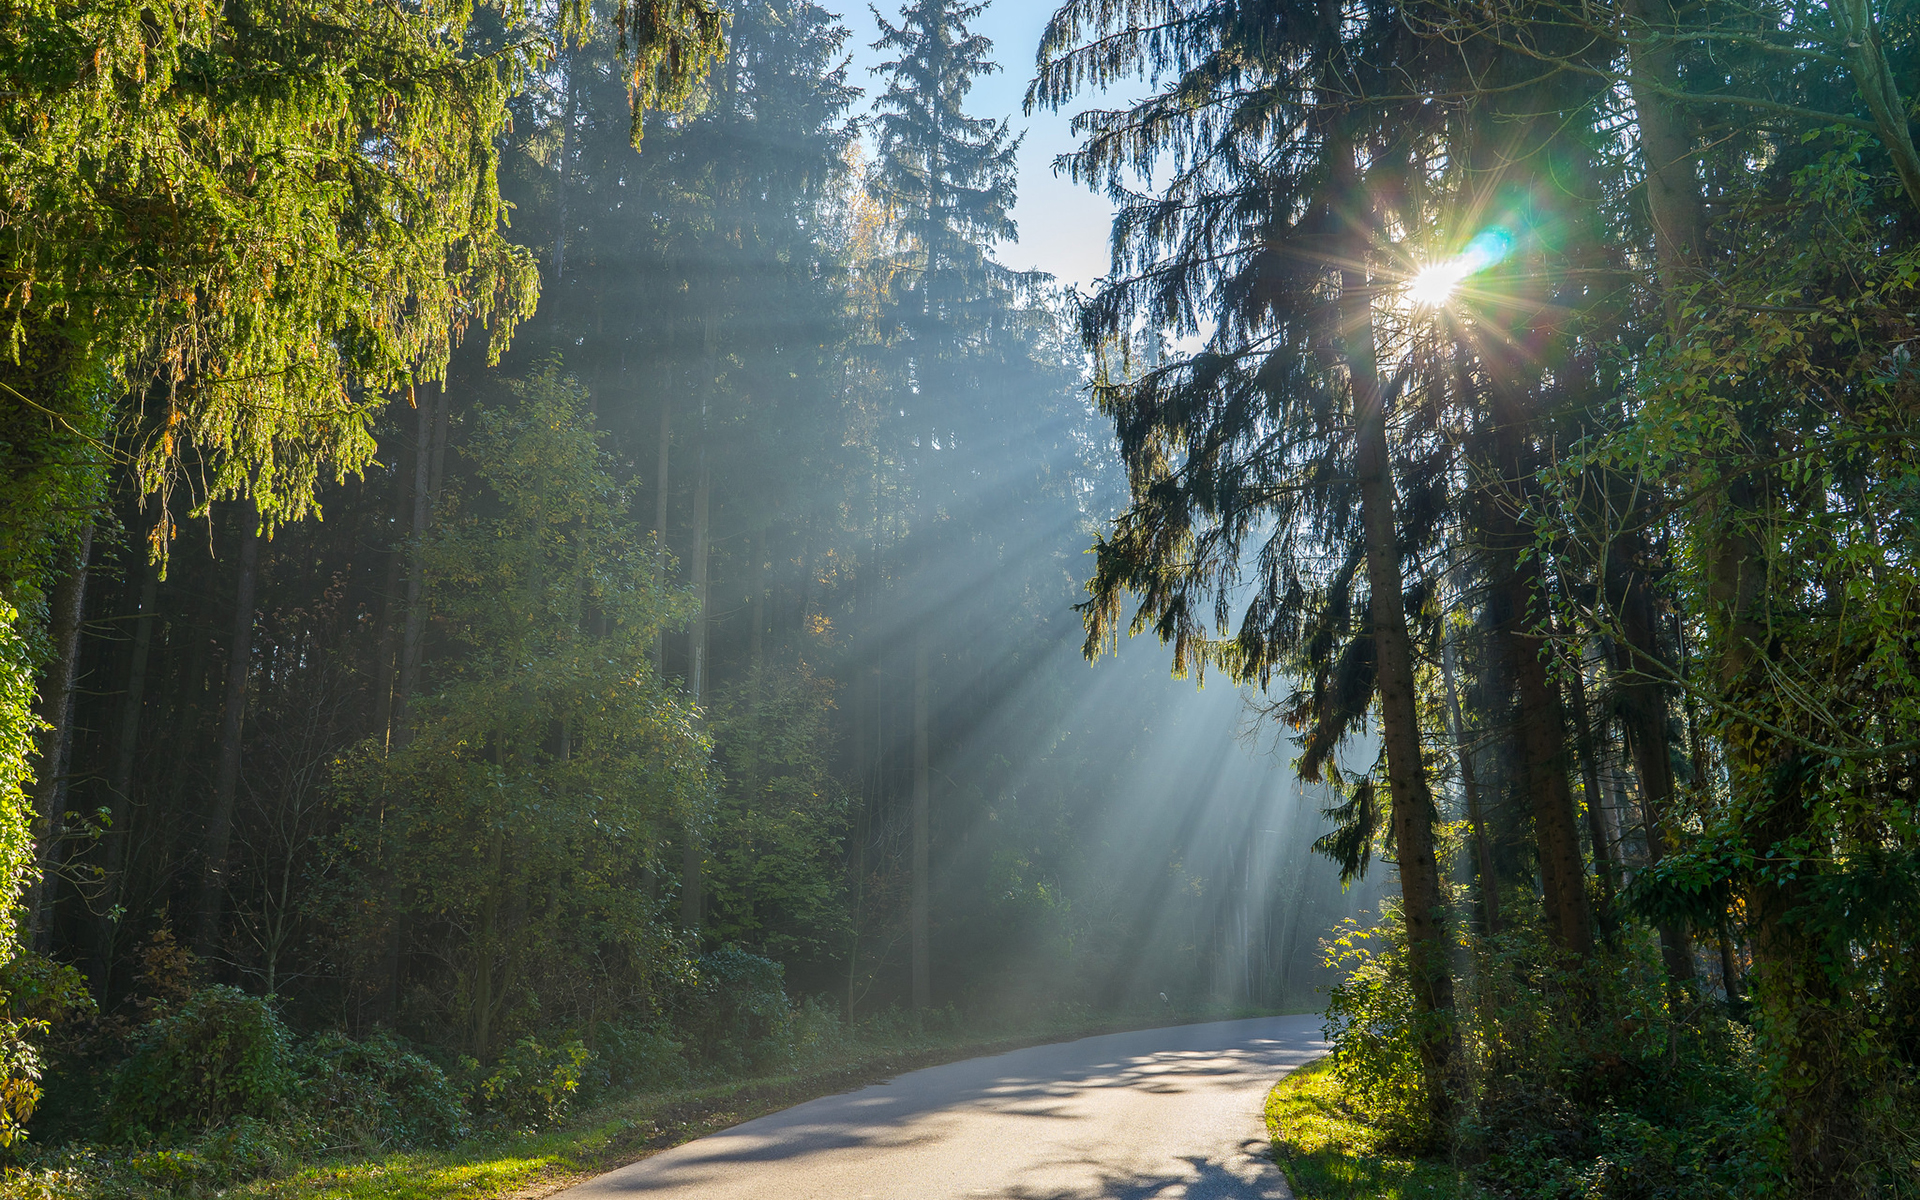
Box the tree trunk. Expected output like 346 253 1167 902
1480 394 1594 959
1607 535 1697 984
911 631 930 1014
195 499 260 958
553 48 578 279
28 522 93 948
1337 160 1456 1127
1621 0 1707 313
681 437 710 932
92 554 157 989
1565 650 1619 921
1441 616 1500 936
654 396 671 674
371 430 413 751
392 385 441 752
1619 1 1710 987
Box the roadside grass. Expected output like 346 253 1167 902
11 1003 1308 1200
1265 1058 1473 1200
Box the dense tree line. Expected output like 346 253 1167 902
1038 0 1920 1193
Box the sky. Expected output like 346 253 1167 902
836 2 1121 294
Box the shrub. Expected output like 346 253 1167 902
102 986 295 1143
590 1022 687 1096
297 1029 467 1150
789 996 849 1068
476 1036 591 1132
678 946 791 1074
1320 912 1434 1151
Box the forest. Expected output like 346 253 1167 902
0 0 1918 1195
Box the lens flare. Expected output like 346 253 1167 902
1404 225 1515 308
1406 261 1469 308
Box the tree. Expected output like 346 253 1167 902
334 371 707 1056
1035 0 1464 1127
867 0 1021 1015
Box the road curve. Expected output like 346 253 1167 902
555 1014 1325 1200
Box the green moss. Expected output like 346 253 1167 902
1266 1058 1473 1200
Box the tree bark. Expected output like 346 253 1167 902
911 631 930 1014
1607 535 1697 984
371 422 414 752
1480 387 1594 959
1441 616 1501 936
92 553 157 989
1621 0 1707 314
1337 155 1457 1127
391 385 441 752
654 396 671 674
195 498 260 958
680 432 710 932
28 522 93 948
1565 650 1619 920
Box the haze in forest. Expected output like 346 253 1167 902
1 0 1917 1195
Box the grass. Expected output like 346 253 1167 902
15 1004 1304 1200
1265 1057 1474 1200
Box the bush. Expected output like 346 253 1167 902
589 1022 687 1097
475 1036 591 1132
789 996 849 1068
297 1029 467 1150
678 947 792 1074
103 987 295 1143
1320 912 1435 1151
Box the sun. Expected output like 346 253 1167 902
1405 261 1468 309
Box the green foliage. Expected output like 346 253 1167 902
332 369 708 1058
586 1022 687 1096
0 0 543 536
0 607 35 943
474 1037 590 1133
1267 1058 1470 1200
103 987 296 1143
1320 912 1439 1151
1314 911 1790 1198
677 947 792 1074
298 1030 468 1151
705 658 848 960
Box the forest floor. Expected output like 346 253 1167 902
1265 1057 1470 1200
195 1005 1301 1200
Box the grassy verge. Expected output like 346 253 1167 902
1265 1058 1472 1200
26 1006 1296 1200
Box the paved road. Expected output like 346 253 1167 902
556 1014 1324 1200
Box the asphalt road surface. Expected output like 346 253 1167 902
555 1014 1325 1200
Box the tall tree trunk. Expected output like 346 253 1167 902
1621 0 1706 314
911 632 930 1014
371 424 413 751
195 499 260 958
1620 0 1709 988
92 554 157 989
1337 159 1456 1127
553 49 578 279
681 433 710 932
474 829 504 1060
1628 9 1858 1175
1441 616 1500 936
654 397 671 674
1607 535 1697 984
1565 650 1619 921
391 385 441 752
28 523 93 948
1480 390 1594 959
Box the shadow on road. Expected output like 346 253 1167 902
567 1016 1319 1199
